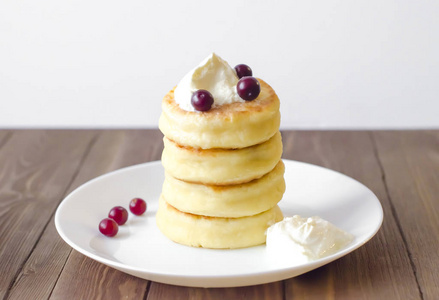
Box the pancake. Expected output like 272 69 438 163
156 196 284 249
162 131 282 185
162 160 285 217
159 79 280 149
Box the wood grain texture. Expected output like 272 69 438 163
373 131 439 300
0 131 13 149
50 249 149 300
147 282 284 300
0 130 96 299
1 130 437 300
281 131 421 300
7 130 115 300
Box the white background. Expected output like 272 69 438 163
1 0 438 129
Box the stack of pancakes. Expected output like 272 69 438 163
157 79 285 249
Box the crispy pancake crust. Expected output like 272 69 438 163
156 196 284 249
162 160 285 217
159 79 280 149
162 131 282 185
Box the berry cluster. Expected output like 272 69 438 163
98 198 147 237
191 63 261 111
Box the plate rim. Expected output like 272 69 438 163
55 159 384 287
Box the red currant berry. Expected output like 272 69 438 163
129 198 147 215
237 77 260 101
191 90 214 111
108 206 128 225
99 218 118 237
234 64 252 79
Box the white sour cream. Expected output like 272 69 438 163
266 215 354 264
173 53 243 111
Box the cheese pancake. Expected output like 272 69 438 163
159 79 280 149
162 160 285 217
162 131 282 185
156 196 284 249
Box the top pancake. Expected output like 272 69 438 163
159 79 280 149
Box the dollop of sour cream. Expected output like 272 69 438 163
266 216 354 264
174 53 244 111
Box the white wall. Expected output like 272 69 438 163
1 0 438 129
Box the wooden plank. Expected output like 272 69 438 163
147 282 284 300
8 130 129 300
7 217 74 300
0 131 13 150
281 131 422 299
46 130 163 300
0 130 96 299
373 130 439 299
50 249 150 300
7 131 125 297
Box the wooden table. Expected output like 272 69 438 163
0 130 438 300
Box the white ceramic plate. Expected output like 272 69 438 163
55 159 383 288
